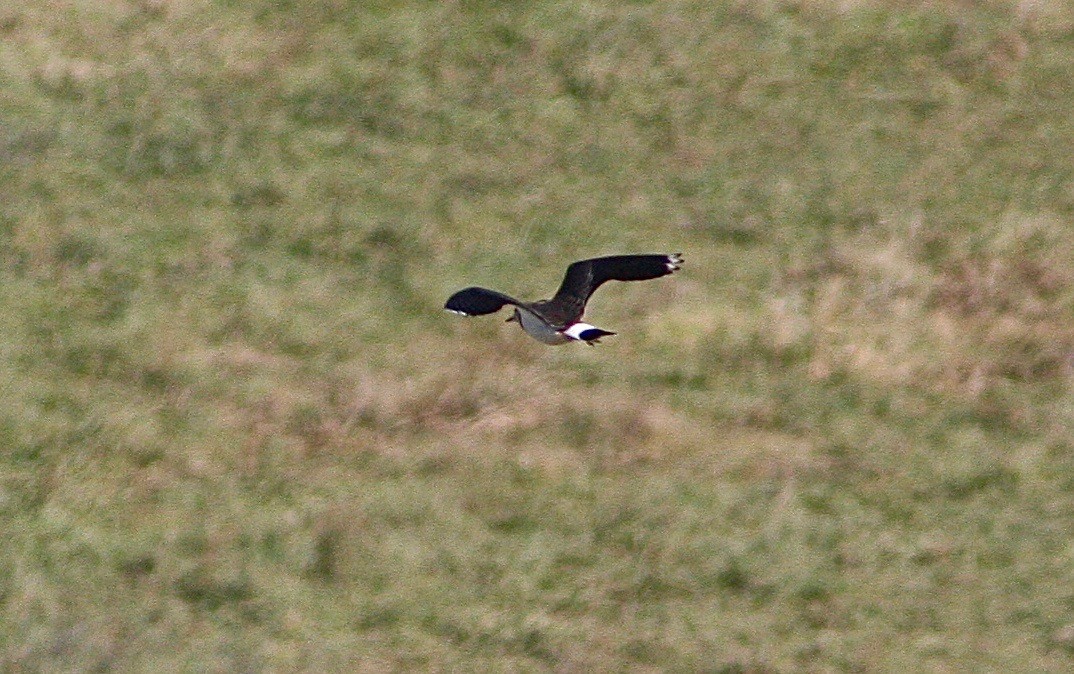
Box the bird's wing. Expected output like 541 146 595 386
546 253 683 322
444 287 523 316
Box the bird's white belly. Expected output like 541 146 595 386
518 309 571 345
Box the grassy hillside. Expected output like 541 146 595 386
4 0 1074 670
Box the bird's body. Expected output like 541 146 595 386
445 254 683 346
513 305 573 345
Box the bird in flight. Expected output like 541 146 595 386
444 254 683 345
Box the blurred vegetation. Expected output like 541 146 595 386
3 0 1074 670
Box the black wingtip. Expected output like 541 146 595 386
444 293 477 316
444 287 516 317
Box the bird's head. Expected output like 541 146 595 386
505 308 520 324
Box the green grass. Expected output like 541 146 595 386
4 0 1074 670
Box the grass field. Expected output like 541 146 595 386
4 0 1074 670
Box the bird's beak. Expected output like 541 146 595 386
505 314 517 323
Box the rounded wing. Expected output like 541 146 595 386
444 287 522 316
545 253 683 323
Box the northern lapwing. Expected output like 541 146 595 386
445 254 683 345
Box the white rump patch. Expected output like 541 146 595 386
563 322 600 340
666 253 684 272
445 309 471 316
